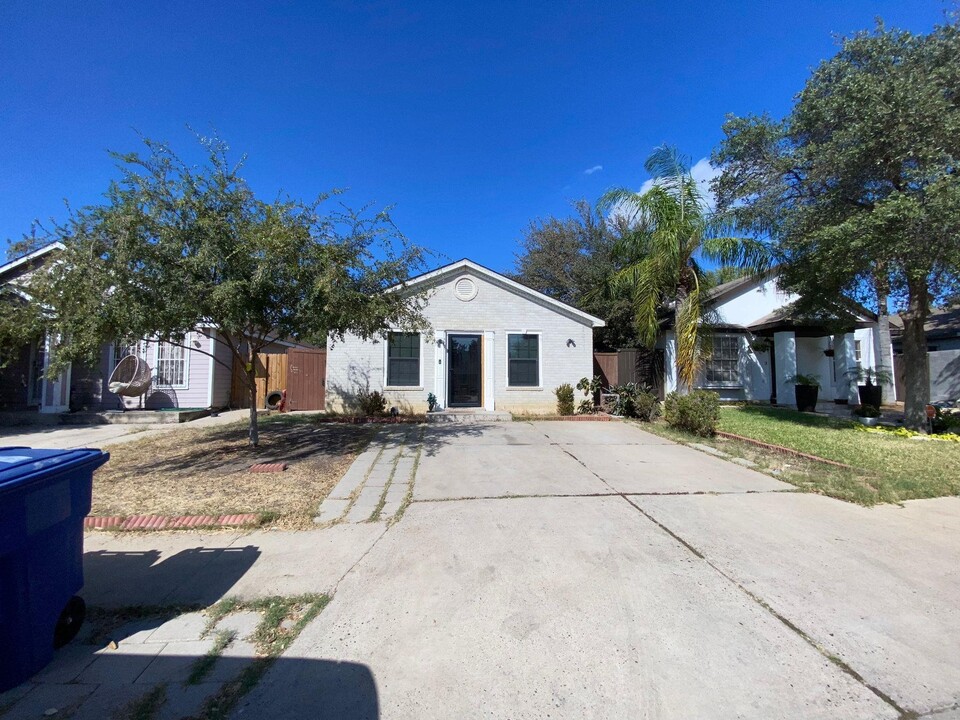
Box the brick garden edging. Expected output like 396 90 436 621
715 431 858 470
85 513 261 531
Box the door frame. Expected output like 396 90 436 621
445 331 484 408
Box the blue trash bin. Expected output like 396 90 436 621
0 446 109 692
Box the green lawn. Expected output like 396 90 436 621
718 406 960 504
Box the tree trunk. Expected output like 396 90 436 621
901 278 930 431
246 349 259 447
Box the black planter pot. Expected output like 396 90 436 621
795 384 819 412
858 384 882 409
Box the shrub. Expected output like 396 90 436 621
356 388 387 416
634 391 661 422
555 383 575 416
852 404 881 418
663 390 720 437
576 399 594 415
932 407 960 433
609 382 659 420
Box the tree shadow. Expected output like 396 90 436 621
107 422 372 478
420 422 507 457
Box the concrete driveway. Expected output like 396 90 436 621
232 420 960 719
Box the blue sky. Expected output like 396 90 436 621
0 1 947 273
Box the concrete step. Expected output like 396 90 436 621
426 410 512 423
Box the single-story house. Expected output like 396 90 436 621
890 305 960 403
658 270 894 406
0 244 305 414
325 258 605 414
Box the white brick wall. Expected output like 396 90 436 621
326 268 598 413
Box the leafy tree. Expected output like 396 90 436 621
8 136 427 445
513 199 637 350
713 20 960 429
597 145 768 388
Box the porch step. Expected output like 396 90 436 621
426 410 512 423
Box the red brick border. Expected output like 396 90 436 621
84 513 261 531
715 431 858 470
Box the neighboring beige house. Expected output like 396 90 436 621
324 259 605 414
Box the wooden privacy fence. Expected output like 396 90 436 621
593 349 665 398
230 349 326 410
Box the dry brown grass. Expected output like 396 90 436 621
92 416 375 528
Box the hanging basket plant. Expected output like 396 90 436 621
749 337 773 353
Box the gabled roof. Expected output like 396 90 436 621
702 267 779 306
397 258 605 328
0 242 64 281
890 305 960 340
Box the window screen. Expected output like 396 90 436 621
508 334 539 387
703 335 740 385
387 332 420 386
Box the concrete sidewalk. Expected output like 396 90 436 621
0 409 250 449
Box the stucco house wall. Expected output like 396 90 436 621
325 261 602 414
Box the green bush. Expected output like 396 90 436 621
634 391 661 422
576 399 594 415
356 388 387 416
609 383 660 421
663 390 720 436
555 383 575 416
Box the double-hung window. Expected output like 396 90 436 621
507 333 539 387
387 332 421 387
703 335 740 386
155 342 188 387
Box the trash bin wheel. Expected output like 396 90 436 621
53 596 86 649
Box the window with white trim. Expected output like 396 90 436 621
854 340 862 363
703 335 740 385
112 340 147 370
387 332 421 387
508 334 539 387
155 342 187 387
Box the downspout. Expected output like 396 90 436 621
769 337 777 405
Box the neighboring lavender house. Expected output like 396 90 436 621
325 259 605 414
659 270 893 405
1 244 238 413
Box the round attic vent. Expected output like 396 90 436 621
454 276 478 302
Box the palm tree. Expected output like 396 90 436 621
598 145 768 389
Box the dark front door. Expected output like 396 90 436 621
448 334 482 407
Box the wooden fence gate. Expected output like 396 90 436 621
287 348 326 411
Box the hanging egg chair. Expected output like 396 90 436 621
107 354 153 397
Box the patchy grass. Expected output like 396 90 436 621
92 415 375 528
119 683 167 720
194 594 330 720
641 405 960 505
186 630 236 685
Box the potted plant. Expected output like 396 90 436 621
846 366 893 410
427 392 437 412
749 337 773 353
787 374 821 412
852 403 882 426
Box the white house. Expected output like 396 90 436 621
324 259 605 414
659 271 894 406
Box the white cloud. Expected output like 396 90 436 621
583 165 603 175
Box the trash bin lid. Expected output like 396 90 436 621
0 447 109 491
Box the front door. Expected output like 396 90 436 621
448 334 482 407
